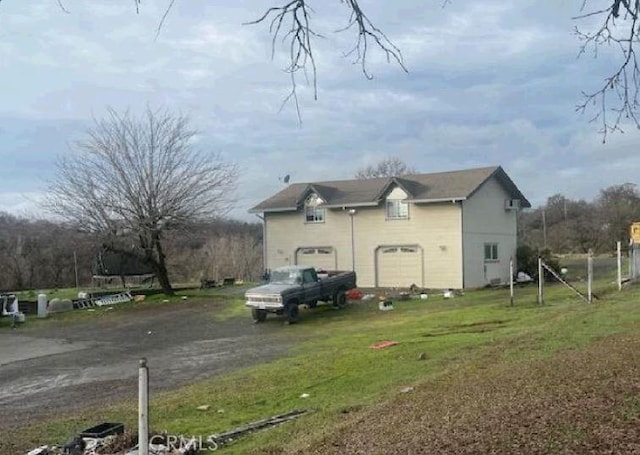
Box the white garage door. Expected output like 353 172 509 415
377 246 423 288
295 247 336 271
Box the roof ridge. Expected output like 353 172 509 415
249 165 528 213
286 165 501 187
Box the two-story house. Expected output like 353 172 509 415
249 166 530 289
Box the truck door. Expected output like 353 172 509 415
302 268 322 303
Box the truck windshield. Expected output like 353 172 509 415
270 270 302 285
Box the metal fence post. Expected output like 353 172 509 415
139 358 149 455
537 256 543 305
617 241 622 291
587 249 593 303
509 257 514 306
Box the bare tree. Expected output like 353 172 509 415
0 213 96 291
596 182 640 245
45 107 238 294
163 219 263 284
355 156 416 179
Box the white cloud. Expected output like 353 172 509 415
1 0 640 222
0 192 46 218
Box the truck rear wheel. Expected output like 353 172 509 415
334 290 347 309
285 302 299 324
252 308 267 323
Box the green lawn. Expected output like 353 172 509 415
1 284 252 330
5 279 640 453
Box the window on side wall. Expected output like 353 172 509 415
305 194 325 223
386 199 408 220
484 243 498 262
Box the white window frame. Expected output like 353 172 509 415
386 199 409 220
304 194 325 224
484 243 499 262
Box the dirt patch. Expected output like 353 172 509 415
422 319 509 337
294 333 640 454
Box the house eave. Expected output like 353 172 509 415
248 207 298 214
321 202 380 209
407 197 467 204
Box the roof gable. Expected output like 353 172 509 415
249 165 530 213
385 186 409 200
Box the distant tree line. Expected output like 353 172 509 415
519 183 640 254
0 213 262 292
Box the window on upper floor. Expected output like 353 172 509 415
386 199 409 220
305 194 325 223
484 243 499 262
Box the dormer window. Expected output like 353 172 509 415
305 193 325 223
386 199 409 219
385 187 409 220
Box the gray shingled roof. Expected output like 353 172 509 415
249 165 531 213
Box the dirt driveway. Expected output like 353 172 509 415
0 299 294 433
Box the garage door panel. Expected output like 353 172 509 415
377 246 422 287
296 247 336 271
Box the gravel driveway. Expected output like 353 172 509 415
0 299 294 433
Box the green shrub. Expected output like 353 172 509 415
517 245 560 279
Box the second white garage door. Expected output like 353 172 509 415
376 245 423 288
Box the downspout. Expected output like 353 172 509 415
255 214 266 272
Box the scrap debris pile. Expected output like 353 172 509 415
25 410 309 455
26 430 198 455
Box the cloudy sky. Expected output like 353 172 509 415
0 1 637 221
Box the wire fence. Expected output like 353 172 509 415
510 245 632 306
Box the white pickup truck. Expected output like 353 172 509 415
245 265 357 323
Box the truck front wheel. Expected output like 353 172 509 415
334 290 347 309
252 308 267 323
285 302 299 324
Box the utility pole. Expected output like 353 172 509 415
542 210 547 249
73 251 79 289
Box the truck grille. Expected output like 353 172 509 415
247 296 281 303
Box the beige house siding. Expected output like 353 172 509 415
264 200 463 289
256 166 527 290
461 177 518 288
265 209 352 270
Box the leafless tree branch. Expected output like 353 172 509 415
245 0 321 122
338 0 407 80
575 1 640 141
355 156 416 179
247 0 406 120
155 0 177 41
56 0 70 14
